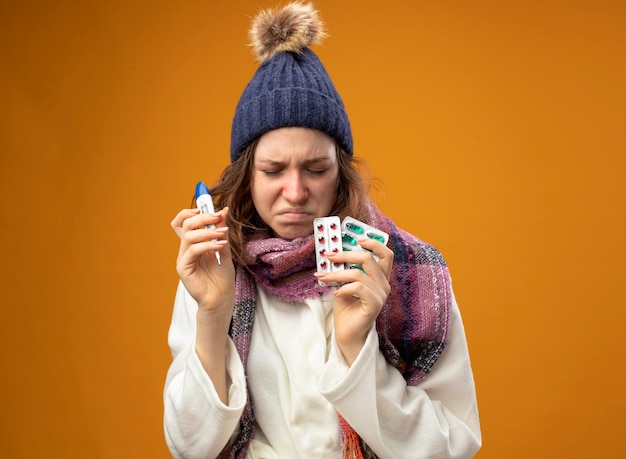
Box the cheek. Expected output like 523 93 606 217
249 175 262 209
250 175 276 209
317 175 339 209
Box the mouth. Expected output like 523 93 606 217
278 209 313 222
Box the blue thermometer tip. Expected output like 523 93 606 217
195 181 210 199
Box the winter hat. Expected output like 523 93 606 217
230 2 353 163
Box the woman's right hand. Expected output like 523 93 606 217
171 207 235 402
171 207 235 315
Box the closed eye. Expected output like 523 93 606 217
262 169 283 177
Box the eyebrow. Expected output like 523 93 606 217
255 156 333 166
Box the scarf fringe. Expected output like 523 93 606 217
339 413 365 459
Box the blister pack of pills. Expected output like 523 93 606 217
341 216 389 270
313 216 344 286
314 216 389 285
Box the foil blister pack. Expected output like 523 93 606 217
314 216 389 285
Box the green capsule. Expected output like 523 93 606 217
350 264 366 274
345 222 364 234
366 232 385 243
342 233 358 246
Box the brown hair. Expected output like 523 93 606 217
210 140 370 263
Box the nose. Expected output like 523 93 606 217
282 170 308 203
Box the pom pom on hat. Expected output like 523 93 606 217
230 2 353 162
249 1 326 62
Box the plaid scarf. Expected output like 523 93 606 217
219 201 451 458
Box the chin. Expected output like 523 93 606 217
274 225 312 241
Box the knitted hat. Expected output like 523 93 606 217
230 2 353 163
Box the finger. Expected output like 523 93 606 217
180 227 232 267
327 249 387 285
182 211 224 233
197 206 229 230
177 238 229 274
333 278 387 317
316 260 379 290
181 239 229 262
326 248 372 267
324 250 391 302
354 237 394 280
171 208 200 236
183 226 229 245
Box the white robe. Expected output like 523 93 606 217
164 281 481 459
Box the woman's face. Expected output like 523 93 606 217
251 127 339 240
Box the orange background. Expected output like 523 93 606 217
1 0 625 457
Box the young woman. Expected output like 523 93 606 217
164 3 481 458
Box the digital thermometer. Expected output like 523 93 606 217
195 181 222 266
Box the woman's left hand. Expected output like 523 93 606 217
314 237 394 365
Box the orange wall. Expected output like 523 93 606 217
1 1 625 457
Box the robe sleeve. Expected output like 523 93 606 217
319 291 481 459
163 281 247 459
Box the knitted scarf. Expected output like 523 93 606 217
219 201 452 458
